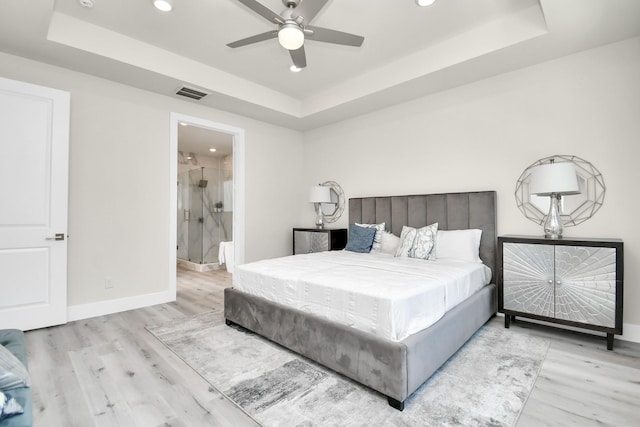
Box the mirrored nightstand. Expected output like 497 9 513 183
293 228 347 255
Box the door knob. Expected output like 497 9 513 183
45 233 65 241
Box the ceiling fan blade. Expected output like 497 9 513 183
236 0 283 24
305 26 364 47
227 31 278 48
289 46 307 68
291 0 328 24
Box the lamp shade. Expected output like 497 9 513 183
529 162 580 196
309 186 331 203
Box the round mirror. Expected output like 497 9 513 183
515 155 605 227
320 181 345 223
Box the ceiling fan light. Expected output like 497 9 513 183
278 23 304 50
153 0 173 12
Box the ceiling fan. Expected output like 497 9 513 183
227 0 364 69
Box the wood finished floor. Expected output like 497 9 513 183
25 267 640 426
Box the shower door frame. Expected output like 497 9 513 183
169 113 245 297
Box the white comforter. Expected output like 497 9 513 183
233 251 492 342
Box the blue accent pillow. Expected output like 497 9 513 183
345 224 377 253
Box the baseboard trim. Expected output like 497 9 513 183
496 313 640 344
67 290 176 322
67 301 640 344
620 322 640 344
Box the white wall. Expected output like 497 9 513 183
0 52 304 308
302 37 640 329
1 36 638 334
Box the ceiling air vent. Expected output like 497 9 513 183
175 86 208 101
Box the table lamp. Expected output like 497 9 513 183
529 160 580 239
309 185 332 228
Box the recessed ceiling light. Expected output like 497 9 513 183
153 0 174 12
79 0 95 8
290 65 302 73
416 0 436 6
209 148 217 152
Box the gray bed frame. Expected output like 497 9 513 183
224 191 497 410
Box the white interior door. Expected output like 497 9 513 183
0 77 70 331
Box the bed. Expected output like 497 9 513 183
224 191 497 410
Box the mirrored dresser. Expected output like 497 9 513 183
293 228 347 255
498 235 623 350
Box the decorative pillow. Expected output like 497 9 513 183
355 222 385 253
0 390 24 422
0 345 30 391
435 229 483 263
395 226 417 258
379 231 401 255
345 224 377 253
410 223 438 260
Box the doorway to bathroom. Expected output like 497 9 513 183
177 127 233 271
169 113 245 300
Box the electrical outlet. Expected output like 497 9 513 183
105 277 114 289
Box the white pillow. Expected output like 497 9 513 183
379 231 401 255
355 222 385 253
435 229 483 263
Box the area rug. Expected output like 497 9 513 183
147 310 549 426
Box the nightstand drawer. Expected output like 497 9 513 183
293 228 347 255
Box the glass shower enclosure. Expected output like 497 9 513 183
177 167 232 265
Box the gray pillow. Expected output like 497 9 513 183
345 224 377 253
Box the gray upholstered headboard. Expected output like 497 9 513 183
349 191 497 281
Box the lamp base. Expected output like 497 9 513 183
314 203 325 229
543 194 563 239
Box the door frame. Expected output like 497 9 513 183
169 113 245 297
